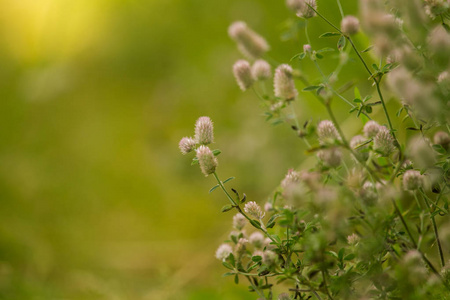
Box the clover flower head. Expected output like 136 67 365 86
179 137 196 155
317 120 339 145
373 126 395 156
228 21 269 59
274 64 298 101
278 293 291 300
244 201 265 220
363 120 381 138
196 145 218 176
233 60 254 91
233 213 247 230
402 170 424 191
194 116 214 145
215 244 233 261
249 232 265 249
262 250 278 266
341 15 360 35
317 147 342 168
252 59 272 81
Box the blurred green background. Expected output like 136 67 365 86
0 0 383 299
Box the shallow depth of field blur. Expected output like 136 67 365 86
0 0 384 299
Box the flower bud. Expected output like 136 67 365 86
363 120 381 138
264 202 273 212
274 64 298 101
249 232 265 249
317 147 342 168
196 145 218 176
317 120 339 145
402 170 424 191
179 137 196 155
228 21 269 59
373 127 395 156
194 116 214 145
434 131 450 150
252 59 271 81
215 244 233 261
244 201 265 220
347 233 360 246
289 0 317 19
233 60 253 91
233 213 247 230
341 15 360 35
303 44 312 52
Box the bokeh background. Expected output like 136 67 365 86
0 0 389 299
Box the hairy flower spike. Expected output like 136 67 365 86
233 213 247 230
194 116 214 145
317 147 342 168
373 127 395 155
341 15 360 35
350 135 369 160
274 64 298 101
262 250 278 266
252 59 271 81
281 169 301 189
196 145 218 176
233 60 253 91
179 137 196 155
228 21 269 59
278 293 291 300
347 233 360 246
235 238 248 258
403 170 424 191
363 120 381 138
215 244 233 261
317 120 339 145
434 131 450 150
244 201 265 220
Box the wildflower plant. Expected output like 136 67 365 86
180 0 450 299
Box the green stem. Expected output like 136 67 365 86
420 189 445 267
335 0 344 18
245 276 266 299
321 270 334 300
213 172 237 206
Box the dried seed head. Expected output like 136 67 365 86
274 64 298 101
194 116 214 145
196 145 218 176
233 60 253 91
341 15 360 35
347 233 360 246
317 120 339 145
402 170 424 191
215 244 233 261
244 201 265 220
251 59 272 81
363 120 381 138
262 250 278 266
278 293 291 300
179 137 196 155
317 147 342 168
249 232 265 249
434 131 450 150
373 127 395 156
233 213 247 230
228 21 269 59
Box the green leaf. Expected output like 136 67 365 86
443 22 450 33
372 64 379 71
290 52 305 61
229 253 236 267
250 219 261 229
326 251 339 259
191 157 199 165
209 184 220 193
212 149 221 156
315 53 323 59
319 32 341 38
234 274 239 284
303 85 321 91
221 204 234 212
354 87 361 100
344 253 356 261
365 106 372 113
316 47 335 53
337 35 346 51
432 144 446 154
222 262 234 270
361 45 373 53
338 248 345 260
223 272 235 277
252 255 262 262
223 176 235 184
267 214 281 228
353 98 362 103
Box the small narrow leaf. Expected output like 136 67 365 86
250 219 261 229
221 204 234 212
212 149 222 156
361 45 374 53
209 184 220 193
337 35 346 51
223 177 235 184
303 85 321 91
234 274 239 284
191 157 199 165
319 32 341 38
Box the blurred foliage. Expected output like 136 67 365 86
0 0 395 299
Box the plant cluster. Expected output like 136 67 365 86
179 0 450 299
